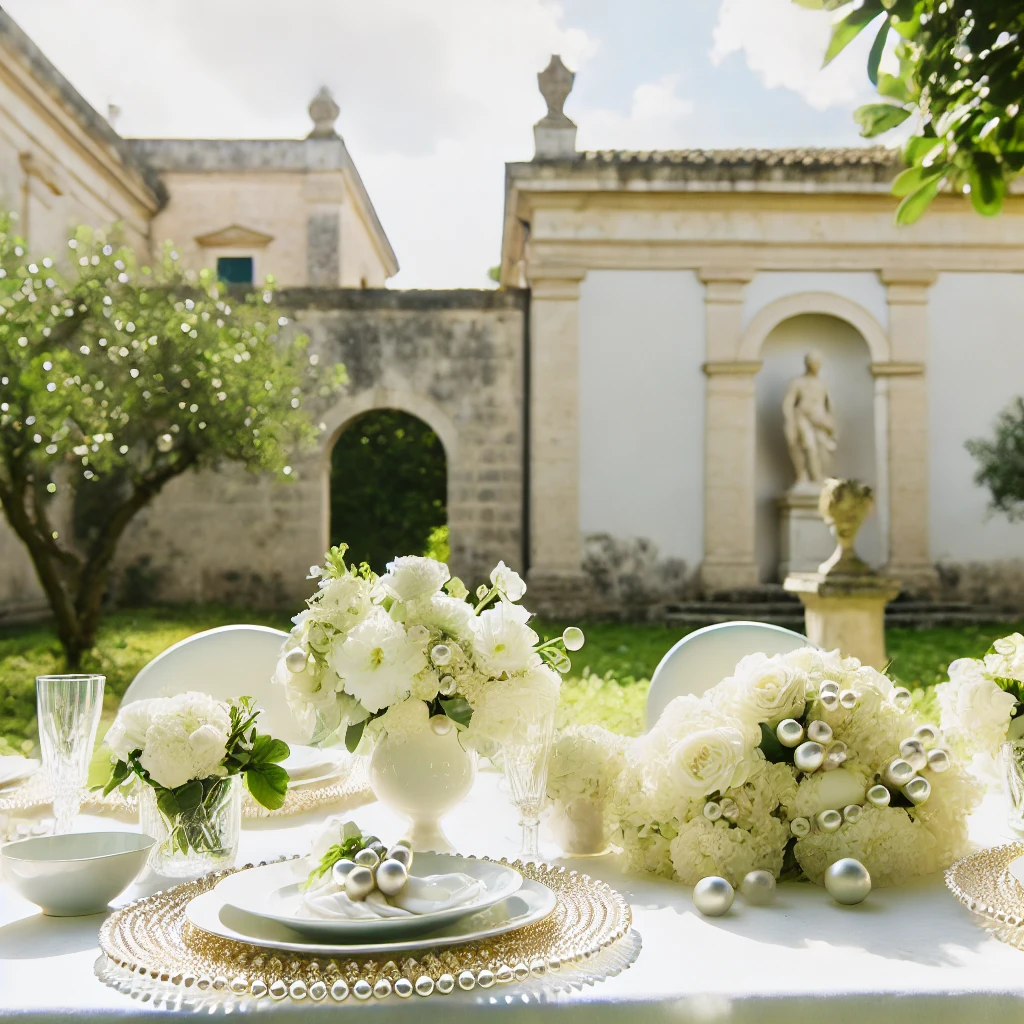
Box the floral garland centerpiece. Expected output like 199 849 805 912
103 692 290 875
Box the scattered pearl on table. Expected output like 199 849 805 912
344 865 376 901
866 784 891 808
776 719 804 748
807 720 833 745
927 748 951 773
740 870 776 905
693 876 735 917
376 858 409 896
824 858 872 905
794 741 825 773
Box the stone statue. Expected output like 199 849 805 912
534 56 577 160
308 87 340 139
782 351 837 488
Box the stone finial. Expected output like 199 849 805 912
308 86 340 139
534 55 578 160
817 478 874 577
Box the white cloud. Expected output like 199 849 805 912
711 0 877 112
576 74 695 151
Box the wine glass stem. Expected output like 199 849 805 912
520 816 540 861
53 792 79 835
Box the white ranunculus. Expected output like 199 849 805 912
133 692 232 789
471 601 540 677
377 556 450 605
937 658 1017 755
328 606 428 713
715 653 807 727
490 561 526 601
666 725 753 800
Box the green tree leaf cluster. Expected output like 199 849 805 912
967 397 1024 521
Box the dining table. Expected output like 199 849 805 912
2 767 1024 1023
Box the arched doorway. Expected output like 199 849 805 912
329 409 448 574
754 313 880 582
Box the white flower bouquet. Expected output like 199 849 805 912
275 545 584 753
607 647 980 889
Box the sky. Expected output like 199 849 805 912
2 0 887 289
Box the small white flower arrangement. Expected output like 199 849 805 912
599 647 980 889
276 546 584 752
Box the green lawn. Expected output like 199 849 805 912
0 607 1017 751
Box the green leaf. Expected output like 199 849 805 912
877 71 911 103
968 154 1007 217
173 779 204 812
891 163 943 197
102 759 130 796
250 734 291 765
439 695 474 728
155 786 180 820
824 0 884 65
895 174 942 224
854 102 911 137
866 17 889 86
757 722 795 765
345 719 367 753
245 764 289 810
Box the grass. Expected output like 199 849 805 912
0 607 1019 750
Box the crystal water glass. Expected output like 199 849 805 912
502 710 555 861
36 674 104 833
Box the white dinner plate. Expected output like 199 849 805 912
187 876 556 955
281 746 349 789
213 855 524 941
0 757 39 791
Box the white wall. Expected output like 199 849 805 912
929 273 1024 563
578 270 705 568
755 314 880 581
743 272 889 333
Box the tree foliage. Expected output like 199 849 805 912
967 397 1024 521
329 409 446 574
0 213 344 667
797 0 1024 222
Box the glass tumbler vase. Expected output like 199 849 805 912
139 775 242 879
36 674 105 834
1001 739 1024 834
502 710 556 862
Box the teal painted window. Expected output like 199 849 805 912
216 256 253 284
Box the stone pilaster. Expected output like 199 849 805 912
699 269 759 594
878 270 938 595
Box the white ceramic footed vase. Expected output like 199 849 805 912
368 716 476 853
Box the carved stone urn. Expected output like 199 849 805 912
817 477 874 577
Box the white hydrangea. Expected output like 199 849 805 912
377 555 450 604
374 696 431 745
546 725 629 805
467 664 561 748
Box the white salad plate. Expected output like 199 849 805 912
0 756 39 791
212 855 524 941
280 746 349 789
187 877 556 955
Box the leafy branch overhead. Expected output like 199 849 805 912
795 0 1024 222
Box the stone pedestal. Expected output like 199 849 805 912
783 573 900 668
777 487 833 577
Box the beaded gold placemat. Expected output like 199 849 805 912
945 841 1024 947
95 857 636 1008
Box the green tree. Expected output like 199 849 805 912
967 397 1024 520
0 214 344 668
330 410 446 573
797 0 1024 222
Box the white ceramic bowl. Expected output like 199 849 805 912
1 831 155 916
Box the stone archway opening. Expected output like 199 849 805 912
329 409 448 574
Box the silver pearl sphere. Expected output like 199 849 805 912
904 775 931 805
842 803 863 824
820 692 840 712
824 858 871 905
927 748 951 773
807 720 833 745
776 719 804 748
354 847 380 869
344 865 376 901
839 690 858 710
820 681 840 699
794 741 825 773
816 809 842 833
429 714 453 736
866 784 891 808
884 758 915 787
790 816 811 838
692 876 734 917
386 844 413 869
720 798 739 822
331 858 358 885
826 740 848 764
914 724 940 748
703 800 723 822
285 647 308 674
740 869 776 905
368 841 388 857
899 738 928 772
438 675 457 697
431 644 453 666
376 858 409 896
891 686 913 710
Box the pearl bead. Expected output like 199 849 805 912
899 738 928 772
842 804 863 823
776 719 804 748
816 809 842 833
376 858 409 896
891 686 913 710
884 758 915 787
791 816 811 838
839 690 858 710
826 740 848 766
914 724 940 748
824 858 871 905
807 720 833 745
563 626 585 651
866 784 891 808
927 748 951 773
740 869 776 905
284 647 308 674
794 741 825 773
904 775 931 805
344 865 376 901
429 714 453 736
720 798 739 822
386 844 413 870
331 858 358 885
692 876 734 917
438 675 456 697
354 848 380 869
703 800 723 822
431 644 452 666
820 692 840 712
820 681 840 698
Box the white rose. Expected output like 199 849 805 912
472 602 540 677
328 606 428 713
666 725 753 799
937 658 1017 754
489 561 526 601
377 556 450 605
715 653 807 727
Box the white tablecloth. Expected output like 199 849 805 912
2 772 1024 1023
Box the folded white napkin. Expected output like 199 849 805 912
301 872 485 920
0 755 39 789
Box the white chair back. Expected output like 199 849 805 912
120 624 304 744
646 621 811 730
